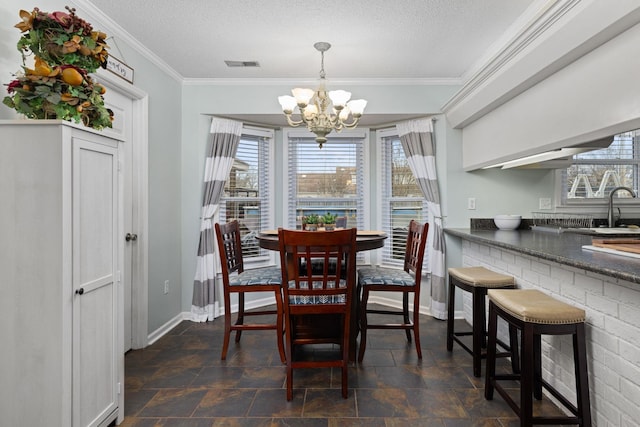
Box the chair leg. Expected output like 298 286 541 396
403 292 412 342
446 278 455 351
574 323 592 427
521 325 535 427
221 294 233 360
484 302 498 400
285 315 294 401
412 291 422 359
471 288 486 377
274 288 286 364
533 334 542 400
509 324 520 374
235 293 245 342
358 288 370 363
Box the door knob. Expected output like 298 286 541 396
75 288 84 295
125 233 138 242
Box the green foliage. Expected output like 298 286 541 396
4 72 112 129
322 212 337 224
303 214 320 225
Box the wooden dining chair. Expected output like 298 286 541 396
356 220 429 362
215 220 285 363
278 227 357 401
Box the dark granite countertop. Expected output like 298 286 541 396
444 228 640 285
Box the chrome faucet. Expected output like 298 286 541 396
608 186 637 227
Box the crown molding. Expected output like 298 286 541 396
181 77 462 86
442 0 579 125
72 0 184 83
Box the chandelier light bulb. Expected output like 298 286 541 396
328 90 351 109
291 88 314 106
347 99 367 116
278 95 297 113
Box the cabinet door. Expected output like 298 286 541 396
72 136 119 427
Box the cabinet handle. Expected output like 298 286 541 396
75 288 84 295
125 233 138 242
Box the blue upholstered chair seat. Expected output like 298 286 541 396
229 266 282 286
357 266 416 286
287 280 347 304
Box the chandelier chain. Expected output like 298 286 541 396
319 50 326 80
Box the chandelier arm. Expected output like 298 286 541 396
339 117 362 129
284 114 305 127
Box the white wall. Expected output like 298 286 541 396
453 1 640 170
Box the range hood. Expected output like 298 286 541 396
483 137 614 170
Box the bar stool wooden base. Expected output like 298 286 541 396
447 267 519 377
485 289 592 427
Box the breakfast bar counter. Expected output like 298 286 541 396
444 227 640 426
444 228 640 285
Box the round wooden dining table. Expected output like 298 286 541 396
255 229 387 252
255 228 387 363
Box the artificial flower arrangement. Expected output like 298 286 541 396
3 6 113 129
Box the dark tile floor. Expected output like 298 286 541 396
120 306 569 426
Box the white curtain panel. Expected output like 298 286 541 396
396 118 447 320
191 117 242 322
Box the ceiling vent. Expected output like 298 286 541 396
224 60 260 67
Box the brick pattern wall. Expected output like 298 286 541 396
460 239 640 426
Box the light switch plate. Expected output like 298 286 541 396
468 198 476 210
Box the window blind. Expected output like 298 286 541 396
379 132 429 267
220 128 272 259
287 136 365 231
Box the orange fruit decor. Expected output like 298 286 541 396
61 67 84 86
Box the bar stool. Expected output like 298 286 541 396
485 289 592 427
447 266 519 377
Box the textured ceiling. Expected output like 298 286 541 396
87 0 536 81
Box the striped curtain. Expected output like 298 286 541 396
191 117 242 322
396 118 446 320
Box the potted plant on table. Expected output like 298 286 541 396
302 214 320 231
322 212 338 231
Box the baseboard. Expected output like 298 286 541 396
146 295 278 346
146 312 185 346
146 296 461 347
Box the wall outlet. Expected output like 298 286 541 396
539 198 552 210
468 197 476 210
164 280 169 294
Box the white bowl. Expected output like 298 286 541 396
494 215 522 230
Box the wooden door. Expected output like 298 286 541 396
71 135 120 427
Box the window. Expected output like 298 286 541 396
286 132 366 230
378 129 429 267
562 129 639 203
220 127 273 260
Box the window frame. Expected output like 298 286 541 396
376 127 430 269
282 128 372 262
557 129 640 213
219 125 276 268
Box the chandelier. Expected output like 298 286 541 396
278 42 367 148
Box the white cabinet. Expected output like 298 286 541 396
0 121 123 427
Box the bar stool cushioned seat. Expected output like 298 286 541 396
447 266 518 377
485 289 592 427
